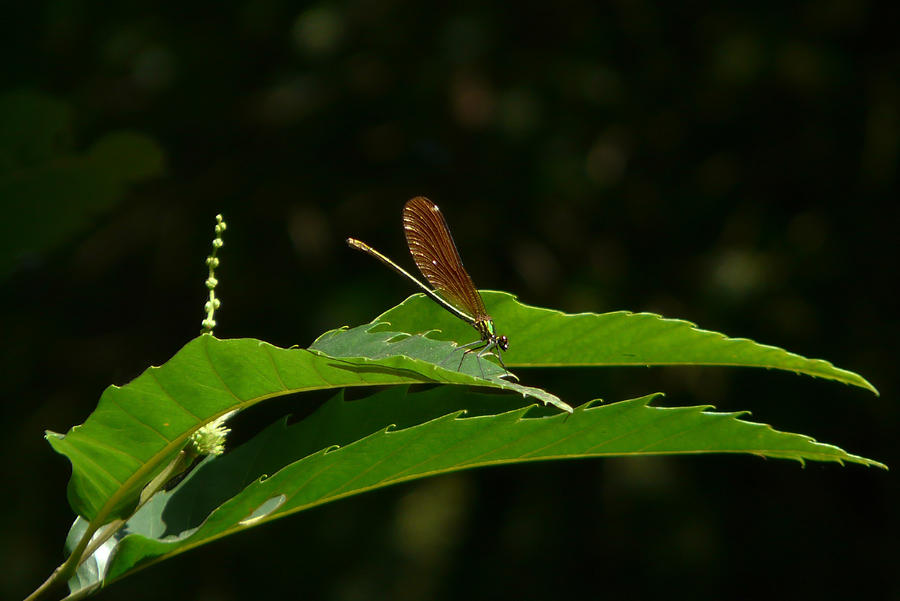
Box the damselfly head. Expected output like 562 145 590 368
498 335 509 351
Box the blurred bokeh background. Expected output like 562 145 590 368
3 1 897 599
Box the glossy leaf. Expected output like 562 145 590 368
44 293 883 599
376 291 877 393
83 385 882 588
46 328 568 524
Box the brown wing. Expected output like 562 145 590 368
402 196 489 320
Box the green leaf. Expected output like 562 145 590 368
375 291 878 393
85 385 881 588
310 323 573 412
46 293 884 597
46 330 569 524
47 292 878 527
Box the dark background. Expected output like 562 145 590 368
3 2 897 600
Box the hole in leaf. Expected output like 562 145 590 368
239 494 287 527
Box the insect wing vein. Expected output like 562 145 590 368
402 196 489 320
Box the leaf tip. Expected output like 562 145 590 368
861 379 880 396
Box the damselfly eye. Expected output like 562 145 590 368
499 335 509 351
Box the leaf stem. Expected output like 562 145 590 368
24 448 199 601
